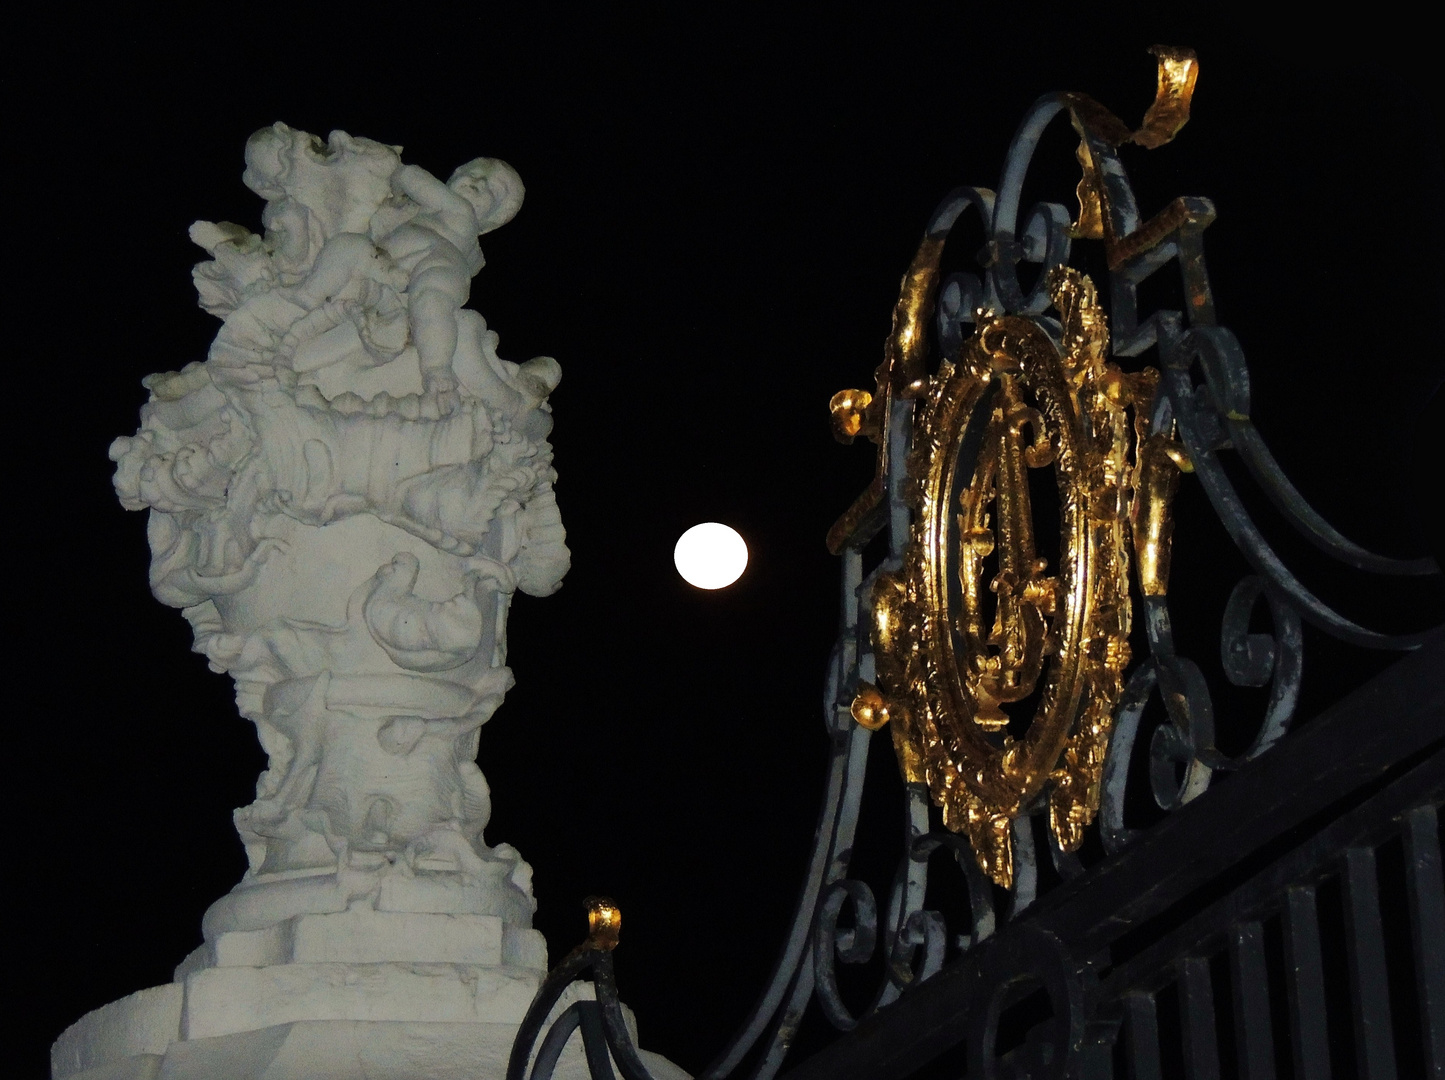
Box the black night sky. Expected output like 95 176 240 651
10 6 1444 1077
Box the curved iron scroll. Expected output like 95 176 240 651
710 44 1440 1078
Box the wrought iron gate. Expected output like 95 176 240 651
508 49 1445 1080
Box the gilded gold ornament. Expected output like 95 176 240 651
1134 45 1199 149
829 389 877 443
1065 45 1199 252
850 683 891 731
830 47 1201 886
849 268 1180 888
585 896 621 951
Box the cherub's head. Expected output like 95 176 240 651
448 158 525 235
242 122 305 200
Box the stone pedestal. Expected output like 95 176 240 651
53 980 688 1080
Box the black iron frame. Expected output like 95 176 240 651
507 76 1445 1080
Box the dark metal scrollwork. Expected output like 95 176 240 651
807 41 1437 1070
813 879 878 1029
508 899 665 1080
516 46 1443 1080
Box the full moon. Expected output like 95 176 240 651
674 522 749 589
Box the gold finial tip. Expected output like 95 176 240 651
584 896 621 950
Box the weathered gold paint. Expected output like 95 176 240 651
1065 45 1199 251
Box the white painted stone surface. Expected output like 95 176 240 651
291 911 508 965
51 985 182 1078
55 124 685 1079
60 1018 689 1080
181 962 541 1038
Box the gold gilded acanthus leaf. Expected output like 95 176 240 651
1068 46 1199 243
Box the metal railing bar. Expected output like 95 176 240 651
1030 637 1445 955
702 542 869 1080
751 955 816 1080
1227 422 1439 577
1343 847 1399 1079
772 956 979 1080
1179 955 1222 1080
1123 991 1164 1080
1230 921 1277 1080
580 1002 622 1080
530 1004 585 1080
1282 886 1333 1080
1401 804 1445 1077
771 722 1441 1080
1097 751 1444 999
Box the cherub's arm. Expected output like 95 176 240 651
390 164 476 244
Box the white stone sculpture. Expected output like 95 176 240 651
52 124 680 1080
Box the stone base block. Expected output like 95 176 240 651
160 1021 525 1080
201 861 535 941
58 1017 690 1080
60 1056 162 1080
182 962 542 1040
54 945 687 1080
174 912 547 977
51 985 182 1079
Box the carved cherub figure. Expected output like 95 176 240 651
369 156 525 393
241 122 400 246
